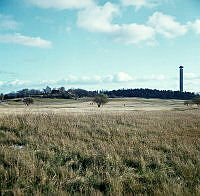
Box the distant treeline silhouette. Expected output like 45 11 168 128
2 86 198 100
3 87 97 100
101 89 197 100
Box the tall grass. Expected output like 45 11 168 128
0 111 199 195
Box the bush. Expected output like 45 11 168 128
184 100 193 106
23 97 34 106
192 97 200 106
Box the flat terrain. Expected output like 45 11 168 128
0 98 199 195
0 98 196 114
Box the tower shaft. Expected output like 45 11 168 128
179 66 184 92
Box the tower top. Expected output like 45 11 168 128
179 66 184 69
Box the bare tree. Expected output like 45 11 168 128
93 94 109 108
23 97 34 106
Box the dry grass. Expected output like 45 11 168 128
0 110 200 195
0 98 189 115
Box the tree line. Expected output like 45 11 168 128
1 86 198 101
101 88 197 100
2 87 97 100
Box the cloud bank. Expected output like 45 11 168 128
1 71 200 93
0 72 168 92
1 72 200 93
2 1 200 47
0 33 52 48
76 2 199 45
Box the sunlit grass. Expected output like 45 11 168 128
0 111 199 195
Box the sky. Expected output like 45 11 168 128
0 0 200 93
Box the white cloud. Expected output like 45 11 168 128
148 12 188 38
113 72 133 82
114 24 155 44
78 2 155 44
187 20 200 34
0 80 31 90
121 0 160 10
0 33 52 48
9 80 30 86
77 2 120 33
0 14 19 30
26 0 94 9
185 73 200 80
0 81 5 86
58 72 134 84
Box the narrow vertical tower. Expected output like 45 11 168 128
179 66 184 92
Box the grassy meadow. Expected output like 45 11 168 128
0 97 191 115
0 98 200 195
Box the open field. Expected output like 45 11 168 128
0 98 200 195
0 98 197 115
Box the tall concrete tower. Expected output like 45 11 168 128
179 66 184 92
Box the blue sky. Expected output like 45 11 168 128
0 0 200 93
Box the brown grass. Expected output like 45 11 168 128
0 110 200 195
0 97 187 115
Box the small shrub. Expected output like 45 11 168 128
192 97 200 106
23 97 34 106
